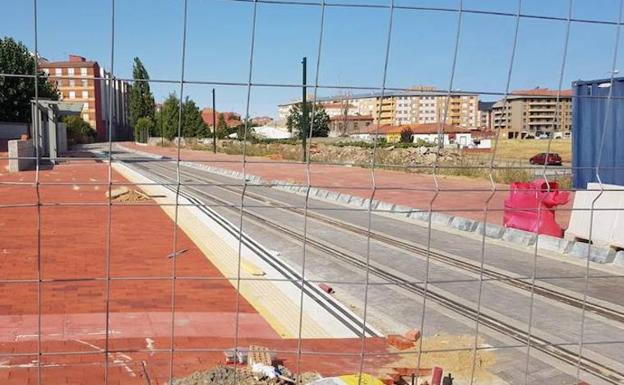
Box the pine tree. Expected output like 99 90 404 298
128 57 155 127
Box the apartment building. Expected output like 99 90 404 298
39 54 130 141
277 88 479 130
492 88 572 139
478 101 495 130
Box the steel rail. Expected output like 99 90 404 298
140 159 624 325
130 159 624 385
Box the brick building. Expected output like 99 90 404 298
39 54 130 141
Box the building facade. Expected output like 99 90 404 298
39 54 130 141
491 89 572 139
278 88 479 130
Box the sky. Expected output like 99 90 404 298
3 0 624 118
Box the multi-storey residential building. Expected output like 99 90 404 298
39 54 130 141
478 101 495 130
491 88 572 139
277 88 479 130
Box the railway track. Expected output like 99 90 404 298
126 159 624 385
141 159 624 325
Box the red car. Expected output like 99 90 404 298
529 152 562 165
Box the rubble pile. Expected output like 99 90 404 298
169 365 321 385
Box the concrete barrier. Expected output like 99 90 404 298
8 139 35 172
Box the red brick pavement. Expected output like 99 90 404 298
122 142 573 228
0 152 398 384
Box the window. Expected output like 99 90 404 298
80 68 88 76
55 68 62 76
69 79 76 87
82 91 89 99
83 102 89 110
68 68 75 75
82 79 88 87
69 91 76 99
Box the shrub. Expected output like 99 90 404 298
62 115 95 144
134 116 154 143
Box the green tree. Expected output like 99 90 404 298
286 102 329 160
0 37 58 122
160 93 180 140
134 116 154 143
128 57 155 127
63 115 95 144
216 113 228 139
181 97 208 138
158 93 208 140
286 102 329 138
400 127 414 143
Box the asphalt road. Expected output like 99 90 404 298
112 146 624 385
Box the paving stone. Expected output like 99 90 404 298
537 234 571 254
477 223 506 239
450 216 479 232
566 242 616 264
502 228 537 247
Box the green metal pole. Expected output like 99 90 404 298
212 88 217 154
301 57 308 163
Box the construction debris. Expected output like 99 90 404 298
169 365 320 385
106 186 150 202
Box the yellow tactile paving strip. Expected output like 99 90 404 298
113 162 334 338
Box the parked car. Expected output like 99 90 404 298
529 152 562 165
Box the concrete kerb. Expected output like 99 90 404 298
375 201 395 212
614 251 624 266
477 223 506 239
537 234 571 254
450 216 479 232
431 212 455 227
502 228 537 247
566 241 617 264
117 144 624 265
